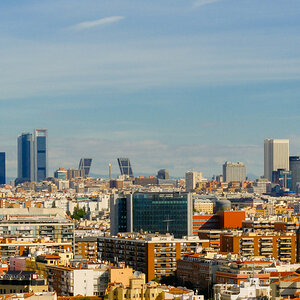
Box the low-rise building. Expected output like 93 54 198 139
0 271 48 294
214 278 270 300
216 259 273 285
47 262 110 296
107 272 203 300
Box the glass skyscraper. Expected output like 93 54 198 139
290 156 300 192
117 157 134 178
17 129 48 183
79 158 92 177
17 133 34 182
34 129 48 182
0 152 5 185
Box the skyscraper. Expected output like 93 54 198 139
157 169 170 180
185 171 202 192
264 139 289 182
0 153 5 185
17 129 48 183
34 129 48 182
17 133 34 182
79 158 92 177
290 156 300 192
117 158 134 178
223 161 246 182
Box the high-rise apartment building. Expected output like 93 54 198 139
0 153 5 185
185 171 202 192
264 139 289 182
117 158 134 178
79 158 92 177
290 156 300 192
110 192 193 238
17 129 48 183
222 162 246 182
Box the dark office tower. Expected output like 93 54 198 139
157 169 170 180
34 129 48 182
79 158 92 177
290 156 300 191
110 192 193 238
17 133 34 182
0 153 5 185
117 158 134 178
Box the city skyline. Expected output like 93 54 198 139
2 132 300 180
1 0 300 177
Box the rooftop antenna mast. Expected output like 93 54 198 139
162 215 174 233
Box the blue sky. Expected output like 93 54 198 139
1 0 300 178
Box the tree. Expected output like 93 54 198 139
71 206 86 220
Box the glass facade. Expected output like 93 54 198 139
117 158 134 177
117 197 128 233
34 129 48 182
290 156 300 191
79 158 92 177
17 133 34 182
17 130 48 183
132 192 191 238
0 153 5 185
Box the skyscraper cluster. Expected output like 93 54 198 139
17 129 48 183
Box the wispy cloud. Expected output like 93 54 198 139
194 0 221 8
69 16 124 30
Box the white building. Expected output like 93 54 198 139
264 139 289 182
222 162 246 182
185 171 203 192
213 278 270 300
48 263 109 296
248 178 272 194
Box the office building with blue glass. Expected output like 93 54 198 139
0 152 5 185
17 129 48 183
290 156 300 192
34 129 48 182
110 192 193 238
117 157 134 178
17 133 34 182
79 158 92 177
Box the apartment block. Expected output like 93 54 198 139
0 238 72 260
220 231 297 263
177 253 227 289
47 263 109 296
0 208 74 254
216 259 273 285
98 233 204 281
75 237 98 261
